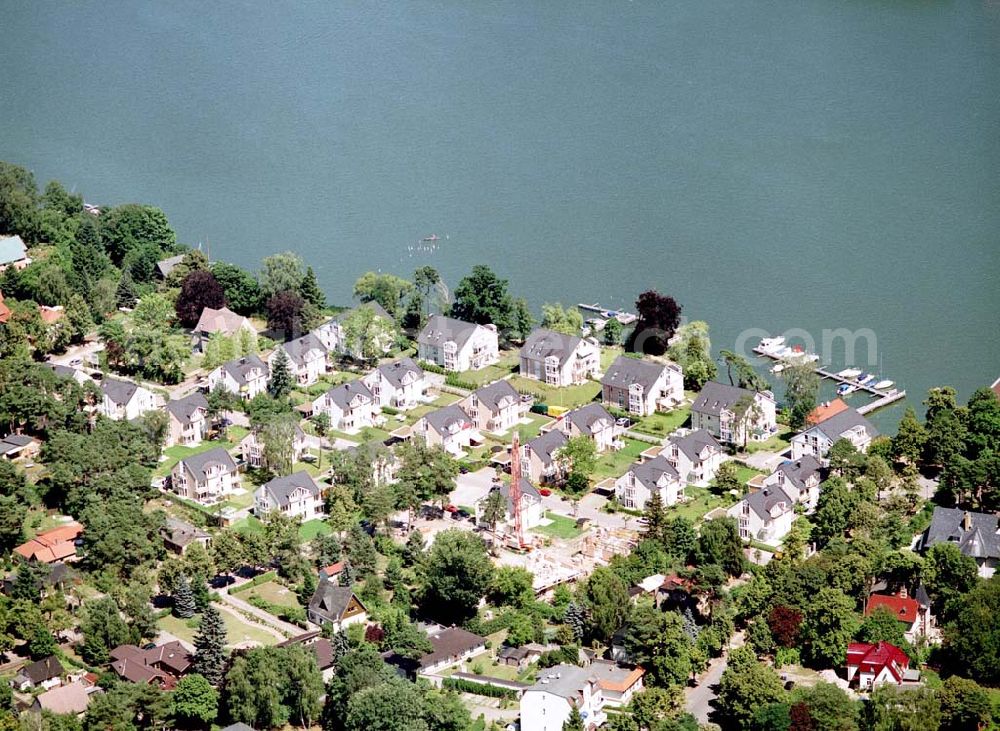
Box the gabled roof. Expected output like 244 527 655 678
565 403 615 437
143 640 193 675
194 306 249 336
14 522 84 563
471 380 519 412
165 392 208 425
161 517 210 549
308 582 365 623
691 381 768 416
590 659 645 693
527 429 567 466
0 235 28 265
806 398 849 426
259 471 321 508
602 355 674 392
923 507 1000 560
742 486 794 520
18 655 62 684
520 328 582 365
846 642 909 682
806 406 878 443
628 455 680 489
324 380 374 411
866 594 919 625
423 404 472 435
417 315 486 350
155 254 185 278
489 477 541 513
668 429 721 462
331 300 392 324
220 354 267 386
280 333 327 367
34 682 91 714
176 447 237 482
101 377 142 406
375 358 423 388
772 455 823 491
48 363 84 380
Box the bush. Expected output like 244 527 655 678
442 677 517 699
530 403 549 415
230 571 278 594
445 373 477 391
246 595 308 626
419 360 446 375
382 406 400 416
774 646 800 667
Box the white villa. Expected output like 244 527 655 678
362 358 426 410
601 355 683 416
255 471 325 521
519 329 600 387
311 381 378 432
99 378 157 421
416 315 499 372
206 354 269 401
790 406 878 460
691 381 777 445
270 333 328 386
171 447 240 504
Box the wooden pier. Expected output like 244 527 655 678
576 303 638 325
753 346 906 415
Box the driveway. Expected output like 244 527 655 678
742 450 787 472
685 630 744 724
451 467 499 507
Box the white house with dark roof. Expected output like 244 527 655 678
270 333 328 386
240 425 307 470
47 363 92 385
461 379 522 434
0 235 31 273
207 354 269 401
99 377 157 421
763 455 824 512
311 380 377 432
171 447 239 504
362 357 425 410
313 301 394 359
790 406 878 461
307 580 368 630
558 403 617 453
728 484 796 544
521 664 606 731
192 306 254 352
414 404 476 456
691 381 777 445
519 329 600 387
416 315 499 372
523 429 568 484
615 454 683 510
921 507 1000 578
255 471 325 521
164 393 209 447
475 477 543 531
663 429 724 484
602 355 683 416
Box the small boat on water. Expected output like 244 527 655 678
421 234 440 242
873 380 894 390
856 373 871 383
837 383 858 396
837 368 862 379
758 336 786 353
860 375 878 387
771 364 785 374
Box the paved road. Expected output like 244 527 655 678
685 652 727 724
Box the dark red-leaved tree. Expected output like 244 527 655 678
266 289 305 341
789 702 816 731
768 604 803 648
627 290 682 355
364 624 385 645
175 270 226 327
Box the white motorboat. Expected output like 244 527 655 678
837 368 862 379
758 336 786 354
771 364 785 373
873 380 894 390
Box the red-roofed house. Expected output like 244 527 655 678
865 588 933 642
14 522 83 564
846 642 916 689
806 398 849 426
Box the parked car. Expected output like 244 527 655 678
539 488 552 497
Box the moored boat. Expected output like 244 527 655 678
873 380 894 390
837 368 862 379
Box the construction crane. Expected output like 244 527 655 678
509 431 525 549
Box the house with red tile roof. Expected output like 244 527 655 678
846 641 917 689
865 588 933 642
14 522 83 564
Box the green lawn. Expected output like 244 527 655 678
741 428 795 455
630 407 691 438
508 376 601 411
531 511 585 540
457 351 521 387
231 515 265 535
241 580 302 610
592 439 649 482
155 429 249 478
726 462 767 486
669 486 732 524
600 346 624 371
220 488 256 511
158 608 278 647
514 413 555 442
299 518 331 541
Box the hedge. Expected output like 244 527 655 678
230 570 278 594
418 360 446 375
444 373 478 391
246 595 308 627
443 677 518 699
530 403 549 415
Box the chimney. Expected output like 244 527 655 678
964 511 972 532
898 586 908 600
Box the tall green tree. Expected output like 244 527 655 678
782 363 820 429
191 604 227 685
259 252 305 299
99 203 176 269
421 529 495 622
173 575 196 619
580 566 630 644
211 261 262 315
716 647 786 730
449 264 516 335
268 349 293 399
352 271 413 318
623 605 692 687
300 266 326 309
171 673 219 728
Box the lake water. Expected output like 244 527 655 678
3 1 999 431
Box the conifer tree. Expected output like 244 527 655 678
564 601 587 642
268 349 293 399
643 491 668 541
192 604 228 685
116 270 138 308
173 575 196 619
330 630 349 667
300 266 326 309
562 705 584 731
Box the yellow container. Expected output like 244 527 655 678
548 405 569 418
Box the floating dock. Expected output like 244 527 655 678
576 303 638 325
753 346 906 415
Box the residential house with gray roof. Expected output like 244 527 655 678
921 507 1000 578
417 315 499 372
615 454 683 510
99 377 156 421
728 483 797 545
0 235 30 273
164 393 209 447
307 580 368 630
207 354 269 401
171 447 239 504
362 357 425 410
790 406 878 461
155 254 185 279
160 517 211 555
521 663 606 731
255 471 325 521
602 355 683 416
523 429 568 484
311 380 377 432
47 363 92 385
763 455 824 512
461 379 522 433
475 477 543 532
519 329 600 387
691 381 777 445
557 403 617 453
270 333 328 386
239 425 306 470
414 404 476 456
663 429 724 484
